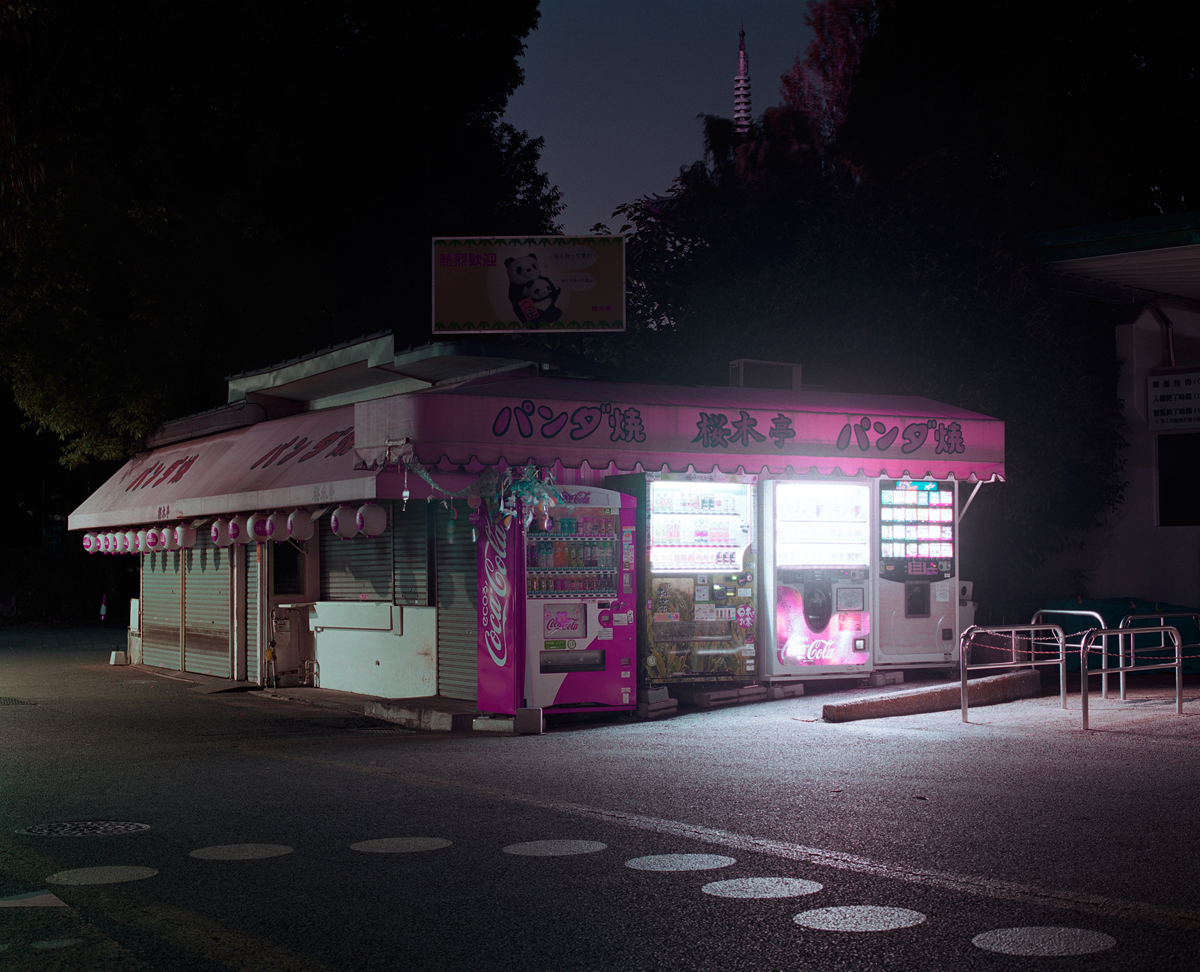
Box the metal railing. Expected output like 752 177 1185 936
1079 626 1183 730
960 624 1066 723
1031 608 1123 696
1114 612 1200 701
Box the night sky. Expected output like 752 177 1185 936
503 1 814 235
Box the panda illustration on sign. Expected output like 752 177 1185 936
504 253 562 325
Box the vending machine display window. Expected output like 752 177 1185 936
774 482 870 568
648 480 754 573
879 481 955 581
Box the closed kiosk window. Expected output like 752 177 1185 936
319 502 394 601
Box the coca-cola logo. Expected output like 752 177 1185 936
480 516 511 667
778 636 867 665
546 611 581 633
558 490 593 504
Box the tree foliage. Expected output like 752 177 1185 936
613 0 1185 605
0 1 562 466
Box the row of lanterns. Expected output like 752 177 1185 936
82 503 389 555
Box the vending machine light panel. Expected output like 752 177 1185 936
879 481 955 582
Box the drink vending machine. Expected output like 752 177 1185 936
760 480 873 678
607 472 758 684
875 480 959 668
522 488 638 711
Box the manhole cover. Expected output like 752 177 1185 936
18 821 151 837
0 698 35 706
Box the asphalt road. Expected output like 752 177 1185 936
3 645 1200 971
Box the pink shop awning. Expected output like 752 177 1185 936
354 377 1006 482
69 405 375 531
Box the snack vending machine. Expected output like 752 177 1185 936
761 480 873 679
875 480 959 668
608 473 757 684
522 488 638 711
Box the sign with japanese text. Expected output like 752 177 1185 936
432 236 625 334
1148 372 1200 430
361 381 1007 481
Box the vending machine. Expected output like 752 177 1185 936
760 480 873 679
608 472 758 685
875 480 959 668
521 488 638 711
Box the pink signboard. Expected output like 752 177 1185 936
477 507 524 714
775 586 871 667
355 376 1006 482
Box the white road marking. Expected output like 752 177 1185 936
793 905 926 932
625 853 736 872
502 840 607 857
189 844 293 860
972 926 1116 956
350 837 452 854
262 751 1200 932
0 890 67 907
703 877 823 899
45 866 157 886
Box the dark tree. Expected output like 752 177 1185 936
614 0 1144 608
0 1 562 467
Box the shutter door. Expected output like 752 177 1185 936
141 551 181 669
247 544 260 682
184 536 231 677
435 501 477 701
320 503 394 601
393 502 429 605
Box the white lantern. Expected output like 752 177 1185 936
287 509 314 542
267 511 290 541
121 531 136 554
247 512 273 542
99 533 112 554
330 505 359 539
231 514 251 545
211 518 233 546
356 502 388 538
162 526 179 551
145 527 161 551
83 532 99 554
176 524 197 548
135 530 148 553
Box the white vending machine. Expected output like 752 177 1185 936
874 479 959 669
760 480 873 679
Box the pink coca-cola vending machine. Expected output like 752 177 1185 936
477 488 638 716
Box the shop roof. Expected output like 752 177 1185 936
72 374 1004 533
357 376 1005 484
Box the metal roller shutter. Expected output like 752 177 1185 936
184 536 232 677
247 544 260 682
393 502 429 605
141 551 181 670
435 501 477 701
320 504 394 601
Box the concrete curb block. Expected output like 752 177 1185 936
822 670 1042 723
364 700 475 732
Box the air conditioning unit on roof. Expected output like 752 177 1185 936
729 359 802 390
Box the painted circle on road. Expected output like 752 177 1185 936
46 866 157 886
625 854 736 872
703 877 824 899
972 927 1116 956
793 905 926 932
503 840 607 857
351 837 453 854
189 844 293 860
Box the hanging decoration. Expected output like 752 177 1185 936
397 459 565 539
